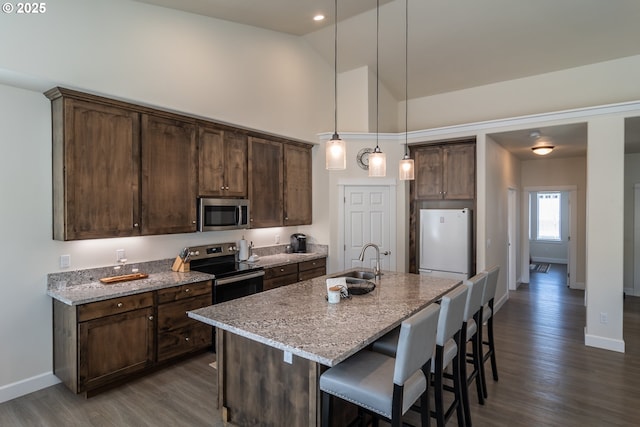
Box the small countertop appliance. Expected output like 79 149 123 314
290 233 307 253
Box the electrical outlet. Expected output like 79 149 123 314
116 249 126 262
600 312 608 324
275 234 280 244
60 254 71 269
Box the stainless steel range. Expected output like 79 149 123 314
187 242 264 304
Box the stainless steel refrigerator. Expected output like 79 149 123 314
419 208 471 281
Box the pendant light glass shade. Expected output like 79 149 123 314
398 0 414 181
326 0 346 170
326 134 346 169
369 147 386 177
399 155 414 180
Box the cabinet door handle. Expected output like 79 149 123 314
185 337 190 342
280 268 285 272
148 315 154 321
117 302 123 308
225 186 229 190
133 223 139 228
220 186 225 190
185 288 190 293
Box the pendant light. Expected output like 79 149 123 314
325 0 346 170
398 0 414 180
369 0 386 177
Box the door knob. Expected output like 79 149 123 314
382 251 391 256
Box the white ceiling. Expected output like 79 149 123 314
133 0 640 155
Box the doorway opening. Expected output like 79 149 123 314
522 186 577 289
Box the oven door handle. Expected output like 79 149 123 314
215 270 265 286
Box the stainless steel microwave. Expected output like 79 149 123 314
197 198 250 231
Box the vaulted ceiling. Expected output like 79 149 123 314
134 0 640 155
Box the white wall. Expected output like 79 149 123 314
585 116 625 352
406 55 640 130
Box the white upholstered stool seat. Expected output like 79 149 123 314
320 303 440 427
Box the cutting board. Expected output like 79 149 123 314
99 273 149 284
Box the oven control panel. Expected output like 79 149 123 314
187 242 237 261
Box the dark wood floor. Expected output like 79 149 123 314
2 263 640 426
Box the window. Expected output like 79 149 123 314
537 192 561 240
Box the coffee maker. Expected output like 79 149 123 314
290 233 307 253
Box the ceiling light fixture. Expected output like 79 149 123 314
325 0 346 170
313 14 325 22
369 0 386 177
398 0 414 181
530 130 555 155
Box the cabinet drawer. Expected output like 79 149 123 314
158 294 212 332
78 292 153 322
299 258 326 272
264 264 298 280
299 266 326 282
156 280 212 304
263 273 299 291
158 323 212 362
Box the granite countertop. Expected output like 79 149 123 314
47 259 214 306
188 269 460 367
241 252 326 269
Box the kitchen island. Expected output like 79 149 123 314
188 268 460 427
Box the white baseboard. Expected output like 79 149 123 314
0 372 60 404
584 330 625 353
572 281 585 290
531 257 567 264
494 292 508 313
624 287 638 296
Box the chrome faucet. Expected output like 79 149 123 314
359 243 382 277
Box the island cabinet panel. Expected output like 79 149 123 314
283 143 312 226
218 331 316 427
50 95 141 240
141 114 198 235
248 137 284 228
198 126 248 197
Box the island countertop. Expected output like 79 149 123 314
188 269 460 367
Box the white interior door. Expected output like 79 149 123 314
343 185 393 271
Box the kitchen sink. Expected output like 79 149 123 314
338 270 376 280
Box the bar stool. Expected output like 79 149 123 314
479 265 500 399
459 272 488 427
372 286 468 427
431 285 468 427
320 303 440 427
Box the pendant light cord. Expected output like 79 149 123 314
333 0 338 137
375 0 380 149
404 0 409 156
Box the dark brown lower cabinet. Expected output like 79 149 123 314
263 257 327 291
53 280 213 396
79 305 155 392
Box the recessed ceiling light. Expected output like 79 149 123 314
313 14 325 21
